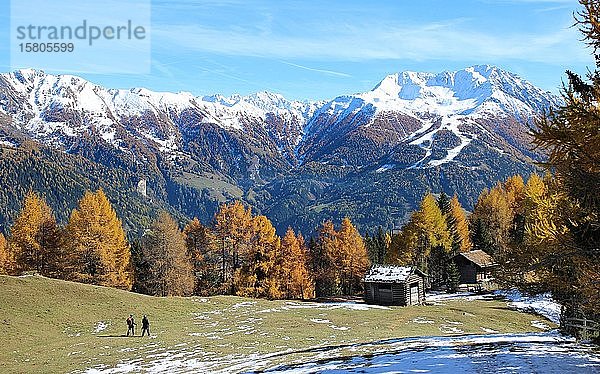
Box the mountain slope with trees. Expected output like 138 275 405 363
0 66 556 235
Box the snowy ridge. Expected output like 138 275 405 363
295 65 559 170
0 65 559 170
317 64 558 128
363 65 558 116
0 69 317 154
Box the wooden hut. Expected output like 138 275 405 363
453 250 497 286
363 265 426 306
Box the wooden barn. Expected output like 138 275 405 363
363 265 426 306
453 250 497 285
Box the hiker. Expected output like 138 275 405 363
141 315 150 337
126 314 136 336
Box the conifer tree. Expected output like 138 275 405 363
471 217 494 254
130 238 149 294
0 233 13 275
295 232 315 298
10 191 64 276
470 184 513 257
505 175 527 244
36 219 66 279
528 0 600 313
335 217 370 295
366 226 390 264
235 215 280 298
386 227 416 265
312 220 338 297
437 192 451 216
411 193 451 276
493 1 600 316
448 195 472 254
141 212 195 296
184 218 219 294
446 260 461 293
213 201 253 294
66 189 133 289
364 231 374 261
387 194 451 287
279 228 314 299
504 175 525 212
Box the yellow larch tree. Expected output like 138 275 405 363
411 193 451 273
235 214 280 298
504 174 525 213
0 233 13 275
471 183 513 256
386 226 417 266
66 189 133 290
335 217 370 295
313 219 338 296
448 195 472 253
213 201 253 294
279 228 314 299
10 191 64 276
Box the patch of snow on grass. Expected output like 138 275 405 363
495 290 561 324
531 320 551 330
480 327 499 333
232 301 256 308
326 302 391 311
329 325 350 331
310 318 331 324
257 308 281 313
93 322 107 334
426 291 487 302
82 331 600 374
283 301 391 311
439 324 464 334
411 317 435 324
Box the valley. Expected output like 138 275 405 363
0 65 556 234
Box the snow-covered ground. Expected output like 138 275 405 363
426 289 562 324
264 332 600 373
84 331 600 373
494 289 561 324
93 322 107 334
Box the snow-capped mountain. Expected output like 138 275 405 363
0 65 557 170
0 65 560 234
1 69 313 152
298 65 560 168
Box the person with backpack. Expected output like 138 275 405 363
126 314 136 336
141 315 150 337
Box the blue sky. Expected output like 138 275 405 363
0 0 594 100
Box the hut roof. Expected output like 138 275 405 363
457 250 496 268
364 265 424 283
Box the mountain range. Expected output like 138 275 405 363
0 65 560 235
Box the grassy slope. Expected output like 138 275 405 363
0 275 556 373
